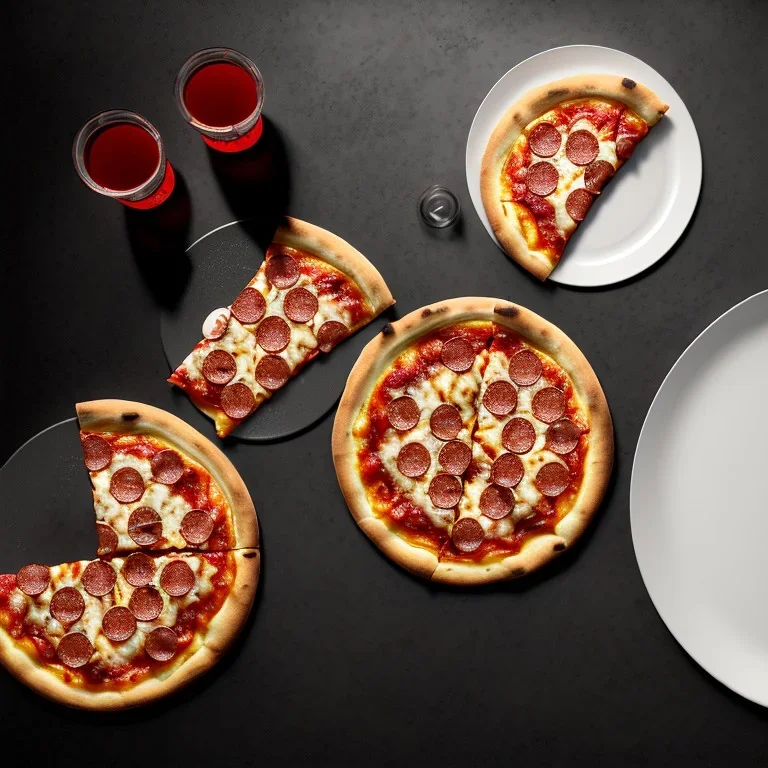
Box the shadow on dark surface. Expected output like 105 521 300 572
124 171 193 310
206 116 291 250
419 213 465 241
27 545 267 724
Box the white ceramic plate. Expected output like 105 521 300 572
631 290 768 706
465 45 702 287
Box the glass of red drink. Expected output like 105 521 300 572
175 47 264 153
73 110 175 209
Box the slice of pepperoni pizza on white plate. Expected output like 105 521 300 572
481 75 668 280
169 217 394 437
333 298 613 585
77 400 259 555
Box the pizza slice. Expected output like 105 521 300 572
77 400 258 555
481 75 669 279
169 217 395 437
0 549 258 710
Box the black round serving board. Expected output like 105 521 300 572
160 220 394 441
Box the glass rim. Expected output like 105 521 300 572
72 109 166 199
174 47 265 138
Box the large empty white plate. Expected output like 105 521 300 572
466 45 702 287
631 291 768 706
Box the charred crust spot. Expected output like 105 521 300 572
243 551 257 559
510 567 527 578
421 308 433 318
548 88 569 98
494 305 519 318
553 542 566 552
121 412 140 422
622 78 637 89
381 323 395 336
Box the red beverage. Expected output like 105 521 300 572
74 111 175 209
175 48 265 152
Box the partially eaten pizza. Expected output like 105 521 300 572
169 217 394 437
0 400 259 709
481 75 668 280
332 299 613 585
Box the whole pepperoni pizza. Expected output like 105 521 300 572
0 400 259 709
481 75 668 280
169 217 394 437
332 299 613 585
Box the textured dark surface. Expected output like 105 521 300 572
3 0 768 765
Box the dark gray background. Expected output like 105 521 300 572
3 0 768 765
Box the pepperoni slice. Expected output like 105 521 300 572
528 122 561 157
96 523 118 556
102 606 137 642
50 587 85 624
451 517 484 553
396 443 431 478
256 315 291 353
109 467 145 504
430 404 462 441
438 441 472 475
122 553 156 587
526 161 559 196
482 380 517 417
316 321 347 353
566 130 599 166
532 387 566 423
535 463 571 496
440 337 475 373
129 586 164 622
16 564 50 597
82 560 117 597
616 137 636 159
150 449 184 485
221 382 256 419
584 160 614 194
180 509 215 545
255 356 291 391
491 453 524 488
501 418 536 454
144 626 178 662
202 349 237 386
127 507 163 547
546 419 582 455
81 434 112 472
160 560 196 597
565 189 593 222
266 254 300 289
508 350 542 386
283 287 318 323
480 485 516 520
56 632 93 668
386 396 420 431
231 287 266 324
428 474 463 509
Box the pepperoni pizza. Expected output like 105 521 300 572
0 400 260 709
169 217 394 437
481 75 668 280
332 299 613 585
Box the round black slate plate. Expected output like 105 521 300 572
160 220 394 442
0 419 96 572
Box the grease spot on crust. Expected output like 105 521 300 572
243 551 257 559
622 77 637 89
548 88 569 98
510 567 526 578
422 308 433 318
121 412 139 422
381 323 395 336
553 542 566 552
494 305 519 318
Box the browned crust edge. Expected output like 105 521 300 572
75 399 259 550
0 549 259 710
480 74 669 281
332 297 614 586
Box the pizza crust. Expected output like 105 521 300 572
76 399 259 550
480 74 669 280
332 297 613 586
0 549 259 710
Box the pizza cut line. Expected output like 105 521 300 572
0 400 260 710
332 299 614 585
480 74 669 280
169 216 394 437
